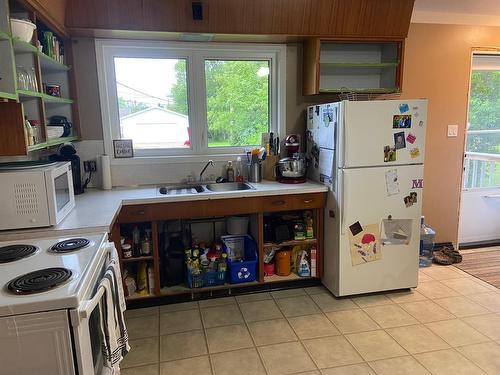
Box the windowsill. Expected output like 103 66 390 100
110 152 251 165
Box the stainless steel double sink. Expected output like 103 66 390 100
158 182 254 195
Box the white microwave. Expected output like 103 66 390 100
0 161 75 230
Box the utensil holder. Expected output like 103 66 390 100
247 162 262 182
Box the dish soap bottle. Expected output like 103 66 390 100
227 161 235 182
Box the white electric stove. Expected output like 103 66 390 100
0 232 119 375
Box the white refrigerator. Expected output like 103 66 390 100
307 99 428 296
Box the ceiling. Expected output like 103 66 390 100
412 0 500 26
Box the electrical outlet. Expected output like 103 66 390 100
447 124 458 138
83 160 97 172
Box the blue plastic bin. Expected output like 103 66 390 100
186 268 226 288
221 235 258 284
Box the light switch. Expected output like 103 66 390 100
447 124 458 137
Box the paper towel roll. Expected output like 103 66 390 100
100 154 112 190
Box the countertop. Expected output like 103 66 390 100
0 181 328 241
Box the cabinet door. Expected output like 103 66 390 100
0 310 75 374
0 101 28 156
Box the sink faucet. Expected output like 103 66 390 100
199 160 214 182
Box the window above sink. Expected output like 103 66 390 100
95 40 286 163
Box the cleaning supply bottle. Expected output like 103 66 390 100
227 161 235 182
132 225 141 257
24 116 34 146
235 156 243 182
419 216 435 267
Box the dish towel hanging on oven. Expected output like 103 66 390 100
99 247 130 373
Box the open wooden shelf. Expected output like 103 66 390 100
111 193 326 304
264 273 318 283
160 280 261 296
122 255 154 263
264 238 318 248
319 87 399 94
125 292 157 301
320 62 399 68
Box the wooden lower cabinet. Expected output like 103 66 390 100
111 192 326 303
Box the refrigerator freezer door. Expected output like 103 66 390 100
332 164 423 296
307 103 338 187
341 99 427 168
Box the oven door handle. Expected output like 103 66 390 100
78 243 116 319
79 285 106 319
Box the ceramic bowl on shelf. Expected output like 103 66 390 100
10 18 36 43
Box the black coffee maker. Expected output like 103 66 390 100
49 144 84 194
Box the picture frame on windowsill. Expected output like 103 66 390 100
113 139 134 158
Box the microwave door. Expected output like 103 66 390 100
45 162 75 225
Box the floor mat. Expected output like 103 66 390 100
454 247 500 289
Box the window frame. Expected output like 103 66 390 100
95 39 286 163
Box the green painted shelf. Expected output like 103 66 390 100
42 94 74 104
319 87 400 94
16 90 74 104
17 89 43 99
12 38 70 71
0 91 18 100
28 136 79 152
320 62 399 68
12 38 38 54
39 52 70 72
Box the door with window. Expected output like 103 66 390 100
459 53 500 245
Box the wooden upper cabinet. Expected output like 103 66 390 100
20 0 68 36
66 0 415 39
0 102 28 156
303 38 405 95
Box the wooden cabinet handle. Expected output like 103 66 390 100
304 199 313 203
272 200 286 206
134 210 145 215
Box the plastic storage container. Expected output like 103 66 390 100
222 235 258 284
419 216 435 267
186 268 226 288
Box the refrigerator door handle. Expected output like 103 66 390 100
340 169 346 235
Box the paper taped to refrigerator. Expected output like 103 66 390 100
318 148 334 181
381 219 413 245
348 223 381 266
385 169 400 196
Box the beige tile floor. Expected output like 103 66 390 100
122 265 500 375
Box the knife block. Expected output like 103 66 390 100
263 155 279 181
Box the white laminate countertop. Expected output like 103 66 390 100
0 181 328 241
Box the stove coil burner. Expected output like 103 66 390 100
51 238 90 253
0 244 38 264
7 267 73 295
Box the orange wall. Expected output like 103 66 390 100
401 23 500 244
